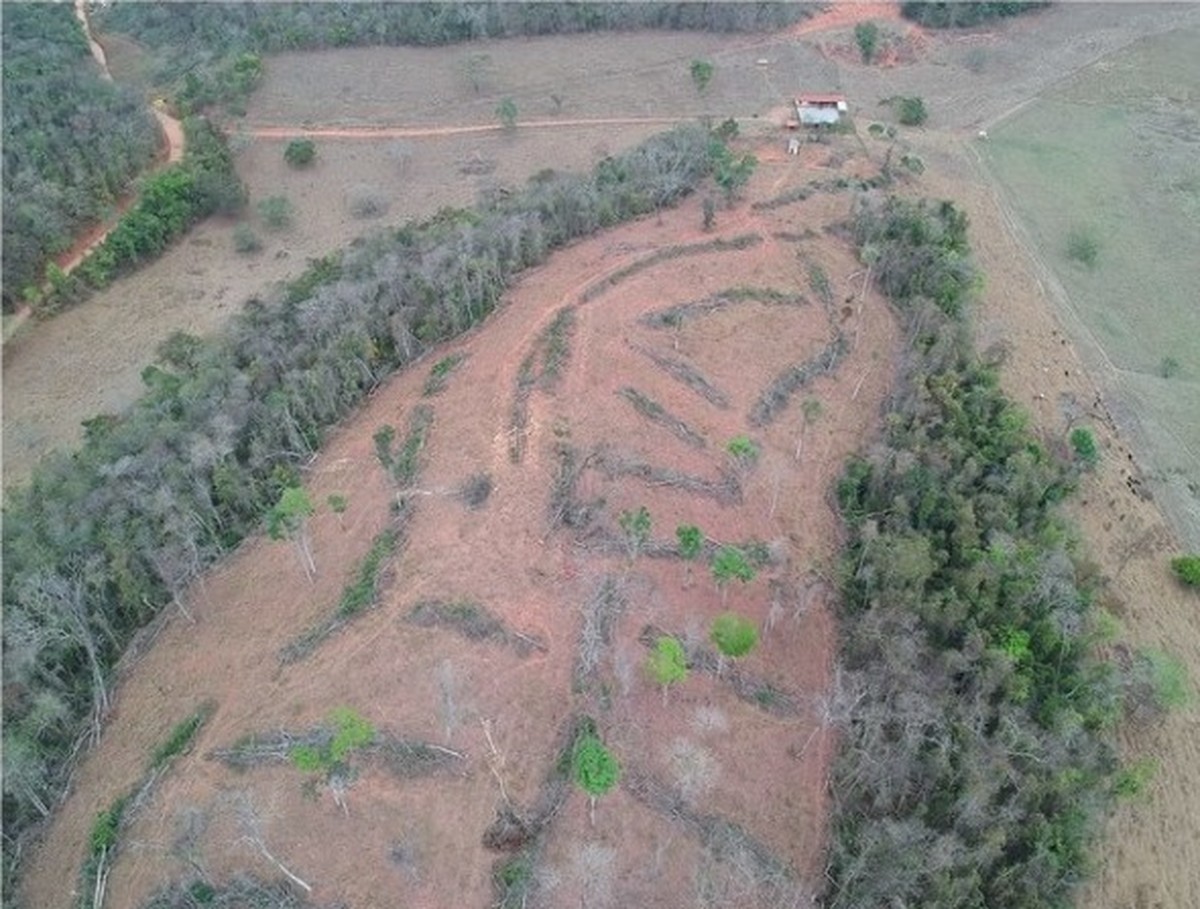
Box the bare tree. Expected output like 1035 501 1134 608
234 792 313 895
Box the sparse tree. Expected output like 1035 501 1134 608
711 545 755 606
327 493 348 530
464 52 493 94
710 612 758 675
676 524 704 587
619 505 652 564
647 635 689 704
796 397 823 461
702 196 716 231
572 733 620 825
268 486 316 580
855 21 880 63
496 98 518 131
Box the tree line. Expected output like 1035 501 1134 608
1 3 161 312
35 117 245 315
824 195 1124 908
900 1 1049 28
0 123 721 898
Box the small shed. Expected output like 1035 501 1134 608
796 93 848 126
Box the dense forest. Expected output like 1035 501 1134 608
1 3 161 311
1 123 720 897
900 1 1050 28
824 197 1123 908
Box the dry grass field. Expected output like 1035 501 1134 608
8 5 1200 909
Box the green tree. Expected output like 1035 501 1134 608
618 506 652 564
1070 427 1100 467
710 612 758 675
1171 555 1200 588
896 96 927 126
496 97 518 131
676 524 704 587
268 486 316 579
713 149 757 204
726 435 759 469
327 493 348 530
572 733 620 824
646 635 689 704
284 138 316 168
855 21 880 63
711 545 755 605
690 59 714 93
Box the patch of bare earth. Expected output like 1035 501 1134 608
18 137 898 909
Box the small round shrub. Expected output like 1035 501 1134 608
897 96 928 126
1170 554 1200 588
232 223 262 254
283 138 316 168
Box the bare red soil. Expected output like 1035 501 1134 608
19 140 899 909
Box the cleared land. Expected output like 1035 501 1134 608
9 6 1200 909
19 141 898 909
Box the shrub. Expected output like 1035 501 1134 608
257 194 293 229
897 96 927 126
346 184 389 219
690 59 714 93
1070 427 1100 467
855 21 880 63
1170 554 1200 588
232 223 261 254
496 98 518 130
1066 227 1099 267
283 138 316 167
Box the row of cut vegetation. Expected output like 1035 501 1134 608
824 194 1169 908
0 124 725 894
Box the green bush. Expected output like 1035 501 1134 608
1170 554 1200 588
690 59 714 93
855 21 880 63
1070 427 1100 467
1066 227 1100 267
232 223 261 254
897 96 927 126
284 138 316 168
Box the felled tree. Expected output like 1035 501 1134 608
646 636 689 704
572 733 620 825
